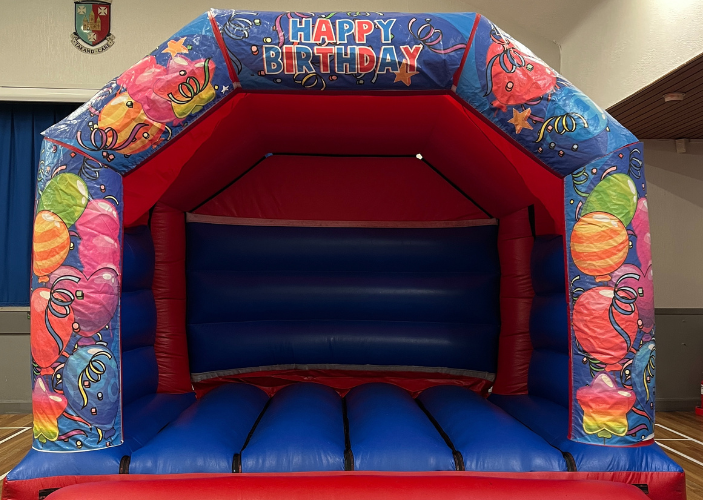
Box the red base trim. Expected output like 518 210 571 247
695 407 703 416
3 471 686 500
193 369 493 398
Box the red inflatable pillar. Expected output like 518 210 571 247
492 207 534 395
151 203 192 394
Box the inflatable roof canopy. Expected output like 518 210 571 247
9 8 680 500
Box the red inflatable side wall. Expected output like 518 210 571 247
3 471 685 500
150 203 192 394
492 207 534 395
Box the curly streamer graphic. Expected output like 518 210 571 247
535 112 588 143
629 148 643 179
576 340 606 377
570 275 585 304
45 275 81 355
294 72 327 90
620 358 633 390
609 273 640 353
77 350 113 408
408 17 466 54
167 58 212 106
319 12 384 19
222 12 257 73
78 156 103 181
571 167 589 197
483 26 526 97
76 122 150 154
57 429 88 442
642 347 655 401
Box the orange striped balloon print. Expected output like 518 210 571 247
33 210 70 279
571 211 628 282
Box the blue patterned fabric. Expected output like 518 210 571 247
42 13 234 175
454 15 636 177
210 10 474 92
565 143 654 445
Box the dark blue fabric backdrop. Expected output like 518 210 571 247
0 102 78 306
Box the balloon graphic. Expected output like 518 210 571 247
538 87 607 144
117 56 176 123
50 266 119 336
631 341 655 420
573 286 638 366
632 197 652 270
79 233 120 277
30 287 74 371
95 92 166 156
33 211 70 279
153 56 217 119
571 211 629 282
484 27 556 109
577 372 635 440
32 376 67 444
76 199 120 241
582 174 638 227
63 346 120 429
37 173 89 227
609 264 654 333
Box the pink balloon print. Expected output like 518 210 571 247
79 234 120 277
50 266 119 336
632 197 652 270
609 264 655 333
75 200 120 241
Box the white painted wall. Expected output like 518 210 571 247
643 139 703 309
560 0 703 108
0 0 562 98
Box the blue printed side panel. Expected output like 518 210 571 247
43 12 234 175
30 140 124 451
454 15 637 177
210 10 474 91
564 142 655 446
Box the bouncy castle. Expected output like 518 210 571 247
3 9 685 500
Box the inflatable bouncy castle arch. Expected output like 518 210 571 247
3 9 685 500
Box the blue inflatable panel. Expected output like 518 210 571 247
346 383 454 471
120 289 157 352
186 223 500 377
8 392 193 480
531 236 566 295
489 394 682 473
529 294 569 352
121 346 158 406
121 392 196 451
188 271 499 325
131 384 267 474
242 383 345 472
187 224 499 274
122 226 155 293
188 321 499 376
527 350 570 408
418 386 566 472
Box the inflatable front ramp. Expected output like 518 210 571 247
43 475 651 500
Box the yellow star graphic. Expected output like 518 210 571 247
162 37 189 57
508 107 534 134
393 60 418 87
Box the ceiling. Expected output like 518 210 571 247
607 52 703 140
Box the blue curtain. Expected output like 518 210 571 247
0 102 77 306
